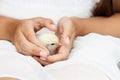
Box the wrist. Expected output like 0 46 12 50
70 17 82 37
71 17 77 37
0 16 20 41
6 17 20 41
70 17 88 36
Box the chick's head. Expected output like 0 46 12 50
37 33 61 55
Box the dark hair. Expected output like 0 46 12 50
93 0 113 17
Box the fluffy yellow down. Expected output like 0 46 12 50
37 33 60 55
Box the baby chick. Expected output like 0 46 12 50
36 33 61 55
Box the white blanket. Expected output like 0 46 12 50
0 33 120 80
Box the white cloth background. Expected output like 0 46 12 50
0 0 120 80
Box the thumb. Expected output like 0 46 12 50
46 24 57 32
61 34 70 45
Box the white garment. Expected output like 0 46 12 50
0 0 120 80
0 0 99 24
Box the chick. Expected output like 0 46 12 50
36 33 61 55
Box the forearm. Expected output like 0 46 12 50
72 13 120 38
0 16 18 41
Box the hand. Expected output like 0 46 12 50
10 17 56 57
48 17 76 61
35 17 77 65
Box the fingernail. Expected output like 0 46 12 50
39 50 48 58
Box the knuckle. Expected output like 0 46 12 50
32 17 44 22
27 35 33 41
24 33 35 43
31 48 37 54
20 20 32 27
27 36 37 44
31 47 39 56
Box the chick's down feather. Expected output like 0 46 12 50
36 33 60 55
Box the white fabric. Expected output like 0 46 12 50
0 0 120 80
1 33 120 80
44 33 120 80
0 0 99 24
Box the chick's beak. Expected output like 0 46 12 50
55 41 61 53
57 41 62 47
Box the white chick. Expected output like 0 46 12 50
36 33 61 55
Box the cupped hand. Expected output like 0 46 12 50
10 17 56 58
41 17 77 65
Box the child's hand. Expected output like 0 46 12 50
47 17 76 62
10 17 56 58
36 17 77 65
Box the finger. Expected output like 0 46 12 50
32 17 46 26
32 17 56 32
19 32 49 56
22 20 53 57
46 24 57 32
59 17 74 36
61 35 70 46
32 17 53 27
14 35 40 56
23 24 42 46
56 21 63 36
33 56 51 65
57 22 72 40
38 58 51 66
47 40 70 63
47 35 71 63
22 24 49 51
47 46 69 62
24 28 50 56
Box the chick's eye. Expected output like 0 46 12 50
51 43 55 45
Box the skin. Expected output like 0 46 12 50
0 77 20 80
0 16 57 57
0 0 120 79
